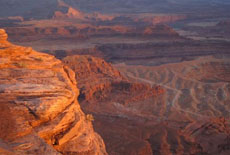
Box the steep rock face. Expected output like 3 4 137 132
63 55 167 154
0 29 8 43
63 55 123 101
63 55 164 102
0 29 107 155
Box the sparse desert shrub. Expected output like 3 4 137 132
34 57 43 61
86 114 94 122
15 62 27 68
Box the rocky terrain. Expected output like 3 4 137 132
5 25 180 43
176 20 230 41
1 0 230 154
55 39 230 67
62 55 166 154
0 1 188 43
63 55 164 103
3 20 183 43
114 56 230 154
0 29 107 155
62 54 230 155
117 56 230 118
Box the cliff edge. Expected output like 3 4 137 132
0 29 107 155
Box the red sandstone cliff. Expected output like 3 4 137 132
0 29 107 155
63 55 164 103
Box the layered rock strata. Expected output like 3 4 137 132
0 29 107 155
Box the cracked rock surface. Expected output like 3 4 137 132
0 29 107 155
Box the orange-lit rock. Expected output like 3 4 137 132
54 7 84 19
0 29 107 155
0 29 8 44
63 55 123 100
63 55 165 103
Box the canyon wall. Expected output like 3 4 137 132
0 29 107 155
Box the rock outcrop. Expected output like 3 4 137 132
63 55 123 101
0 29 107 155
63 55 164 102
0 29 8 44
63 55 167 154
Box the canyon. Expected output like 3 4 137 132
1 0 230 154
62 53 230 155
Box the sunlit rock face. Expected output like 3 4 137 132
0 29 8 44
0 29 107 155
